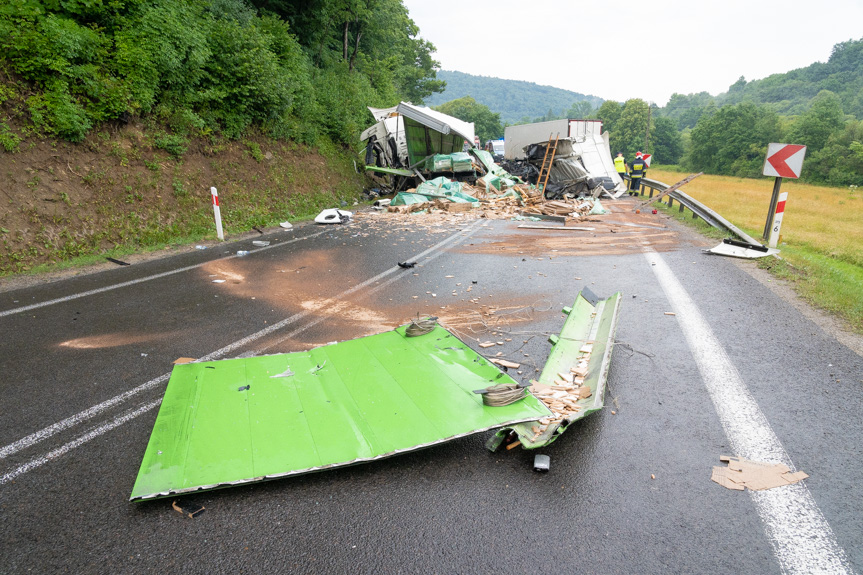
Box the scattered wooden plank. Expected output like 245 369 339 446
517 225 595 231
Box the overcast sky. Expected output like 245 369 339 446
401 0 863 106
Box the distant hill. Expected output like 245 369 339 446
425 70 604 124
716 37 863 118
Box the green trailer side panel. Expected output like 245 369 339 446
403 117 463 166
131 325 551 500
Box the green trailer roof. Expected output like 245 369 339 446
130 324 551 501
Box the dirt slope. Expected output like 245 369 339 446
0 119 363 275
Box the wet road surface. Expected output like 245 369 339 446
1 201 861 574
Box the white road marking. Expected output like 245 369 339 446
0 400 162 486
645 251 852 575
0 221 483 465
0 229 327 318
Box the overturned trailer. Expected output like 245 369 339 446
504 119 627 198
361 102 477 188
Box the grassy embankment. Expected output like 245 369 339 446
0 128 365 276
645 167 863 334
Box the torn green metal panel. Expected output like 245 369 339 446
131 324 551 501
364 165 415 177
489 289 622 450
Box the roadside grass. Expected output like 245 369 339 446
646 167 863 334
8 186 348 277
1 133 366 277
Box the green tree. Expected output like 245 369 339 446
662 92 715 130
565 100 594 119
594 100 621 134
433 96 502 143
787 90 845 152
685 102 783 177
650 116 684 164
804 119 863 185
615 99 650 159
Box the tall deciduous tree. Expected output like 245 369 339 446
651 116 684 164
615 99 650 159
685 102 782 177
433 96 502 143
565 100 594 119
787 90 845 153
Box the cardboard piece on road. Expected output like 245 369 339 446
172 500 206 518
438 201 473 213
172 357 196 365
711 455 809 491
131 324 551 501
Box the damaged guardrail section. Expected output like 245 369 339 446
488 288 622 450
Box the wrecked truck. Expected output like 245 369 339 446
361 102 482 191
503 119 627 199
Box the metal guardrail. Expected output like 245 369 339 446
625 176 763 246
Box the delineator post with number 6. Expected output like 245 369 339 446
211 186 224 241
762 143 806 248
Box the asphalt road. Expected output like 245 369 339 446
1 202 861 574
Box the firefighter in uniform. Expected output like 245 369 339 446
614 152 627 185
629 151 647 195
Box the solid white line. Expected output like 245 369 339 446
645 251 851 575
0 399 163 486
0 221 484 462
0 229 327 318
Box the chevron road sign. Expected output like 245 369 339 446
763 143 807 179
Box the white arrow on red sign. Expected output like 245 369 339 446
763 143 807 179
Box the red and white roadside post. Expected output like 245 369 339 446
762 143 806 248
211 186 224 241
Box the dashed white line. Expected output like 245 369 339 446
645 251 852 575
0 400 163 486
0 229 327 318
0 221 484 467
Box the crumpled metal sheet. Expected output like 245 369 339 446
549 157 589 183
130 324 551 501
570 132 625 192
489 289 622 450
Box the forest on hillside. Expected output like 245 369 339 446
652 37 863 186
425 70 603 124
0 0 444 151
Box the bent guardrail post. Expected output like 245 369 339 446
640 179 778 258
487 288 622 451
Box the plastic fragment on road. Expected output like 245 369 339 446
711 455 808 491
588 199 609 215
279 221 293 229
314 208 353 224
487 287 622 450
130 324 551 501
705 238 779 259
533 454 550 472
